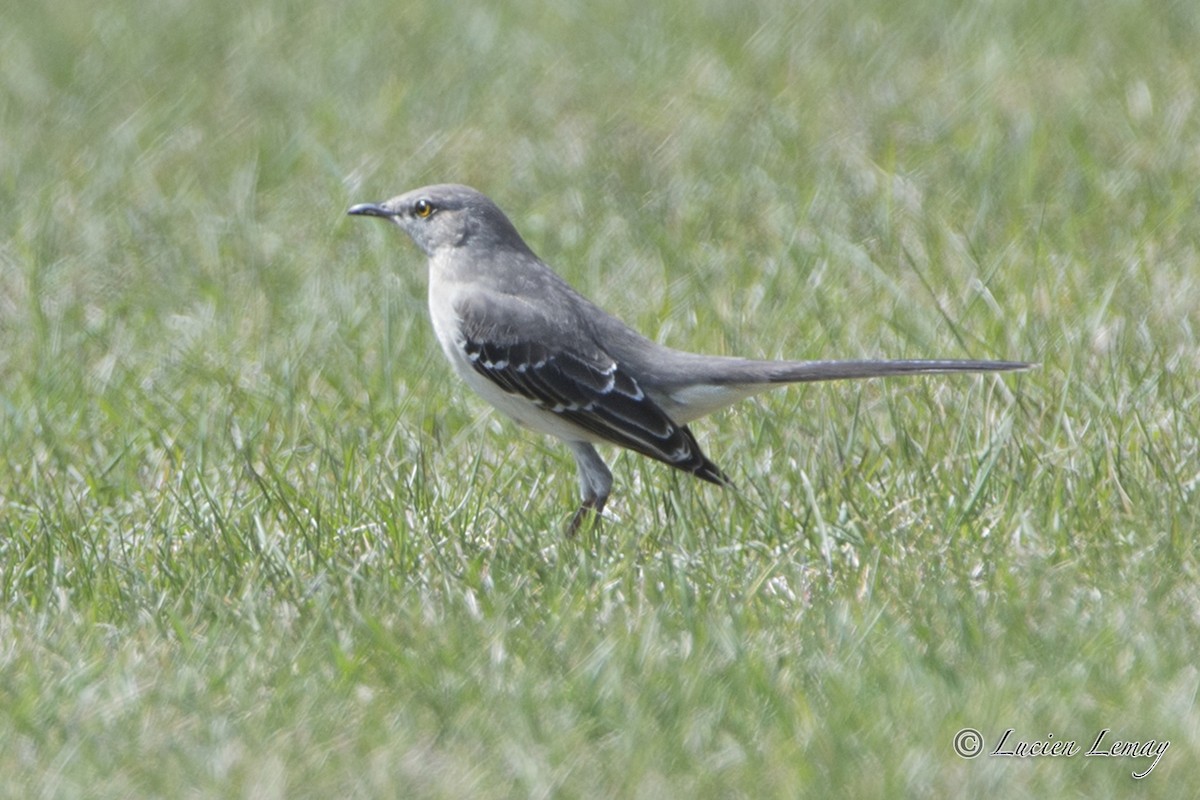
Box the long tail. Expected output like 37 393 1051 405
761 358 1033 383
655 355 1034 423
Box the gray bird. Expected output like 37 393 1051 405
349 184 1029 535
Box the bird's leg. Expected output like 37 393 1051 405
567 494 608 537
566 442 612 537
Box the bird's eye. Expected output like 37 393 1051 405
414 199 434 218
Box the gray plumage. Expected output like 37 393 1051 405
349 184 1031 534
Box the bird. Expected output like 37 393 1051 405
348 184 1030 535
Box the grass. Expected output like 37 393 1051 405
2 0 1198 796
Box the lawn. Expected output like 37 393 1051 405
1 0 1197 796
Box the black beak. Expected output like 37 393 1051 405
347 203 393 218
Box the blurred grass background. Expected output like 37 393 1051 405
1 0 1198 796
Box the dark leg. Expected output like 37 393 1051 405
565 442 612 537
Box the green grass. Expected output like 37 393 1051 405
2 0 1198 796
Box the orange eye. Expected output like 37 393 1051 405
414 199 434 218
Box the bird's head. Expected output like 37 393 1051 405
348 183 528 258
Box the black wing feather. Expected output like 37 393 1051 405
462 336 729 485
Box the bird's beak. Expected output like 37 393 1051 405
347 202 393 219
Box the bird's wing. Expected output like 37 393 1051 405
453 292 729 485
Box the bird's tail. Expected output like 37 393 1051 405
759 358 1034 383
655 355 1034 423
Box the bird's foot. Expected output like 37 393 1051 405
565 495 608 537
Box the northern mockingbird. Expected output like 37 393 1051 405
349 184 1030 535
